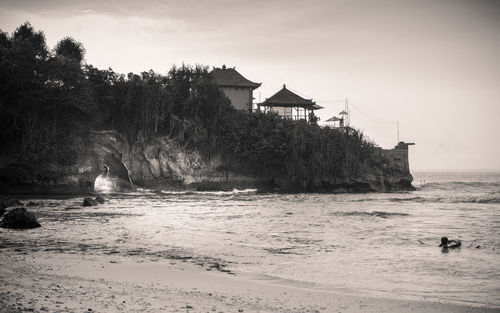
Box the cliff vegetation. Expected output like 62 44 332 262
0 23 410 193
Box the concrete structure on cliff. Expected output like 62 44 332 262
377 141 415 191
212 65 261 112
258 84 323 122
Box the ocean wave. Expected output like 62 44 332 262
160 190 196 195
388 196 431 203
351 196 437 203
451 197 500 204
160 188 257 196
328 211 410 218
350 194 500 205
264 246 303 255
232 188 258 193
387 195 500 204
417 181 500 190
370 211 411 218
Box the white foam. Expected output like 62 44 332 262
94 174 115 193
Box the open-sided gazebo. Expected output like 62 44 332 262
258 84 323 121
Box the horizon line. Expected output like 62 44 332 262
412 169 500 173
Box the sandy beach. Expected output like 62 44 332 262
1 250 497 313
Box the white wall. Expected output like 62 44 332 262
220 87 252 111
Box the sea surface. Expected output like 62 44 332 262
1 172 499 307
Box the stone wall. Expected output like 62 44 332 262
381 148 410 175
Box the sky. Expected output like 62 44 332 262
1 0 499 171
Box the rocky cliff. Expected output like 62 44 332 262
271 146 414 193
0 130 414 194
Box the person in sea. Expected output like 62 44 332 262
439 237 461 249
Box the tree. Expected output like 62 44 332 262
54 37 85 63
0 22 50 153
11 22 48 59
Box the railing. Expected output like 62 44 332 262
252 109 311 121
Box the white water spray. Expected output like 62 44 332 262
94 165 115 193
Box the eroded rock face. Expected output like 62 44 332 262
0 130 414 194
270 147 414 193
125 137 208 187
1 199 24 207
0 131 131 194
0 143 99 194
0 208 41 229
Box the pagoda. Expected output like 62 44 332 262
258 84 323 121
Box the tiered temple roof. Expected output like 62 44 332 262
262 85 323 110
212 65 261 89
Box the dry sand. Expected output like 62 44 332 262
0 251 497 313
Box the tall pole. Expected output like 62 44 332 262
346 97 349 126
397 122 400 143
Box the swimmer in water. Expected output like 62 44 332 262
439 237 461 250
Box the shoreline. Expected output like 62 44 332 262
0 183 415 199
1 251 497 313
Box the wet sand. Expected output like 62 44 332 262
1 251 497 313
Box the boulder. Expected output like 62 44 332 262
27 201 39 206
0 207 41 229
95 195 105 204
82 197 98 206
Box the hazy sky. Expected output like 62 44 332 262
1 0 499 171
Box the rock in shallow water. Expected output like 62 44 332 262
95 195 105 204
82 198 98 206
0 207 41 229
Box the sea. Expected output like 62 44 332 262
1 172 499 308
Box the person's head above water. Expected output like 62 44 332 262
439 236 461 249
439 237 450 247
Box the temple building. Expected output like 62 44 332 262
258 84 323 121
212 65 261 112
